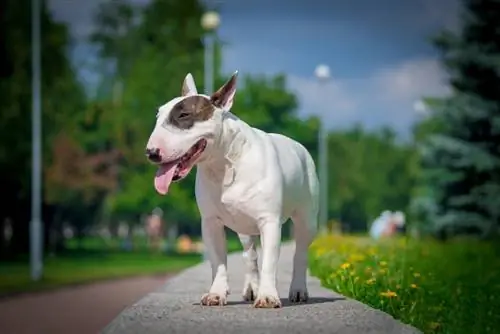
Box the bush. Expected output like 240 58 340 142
309 235 500 334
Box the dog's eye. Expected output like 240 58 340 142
178 112 190 119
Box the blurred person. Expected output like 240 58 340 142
146 208 164 252
369 210 392 239
392 211 406 235
380 211 406 238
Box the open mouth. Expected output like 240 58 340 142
172 139 207 181
154 139 207 195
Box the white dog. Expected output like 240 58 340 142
146 72 319 308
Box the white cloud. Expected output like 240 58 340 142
287 57 451 134
287 75 358 124
373 58 450 104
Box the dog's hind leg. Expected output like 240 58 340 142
238 234 260 301
289 207 318 303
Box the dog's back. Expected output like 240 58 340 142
250 127 319 220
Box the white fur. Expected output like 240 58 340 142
146 72 319 308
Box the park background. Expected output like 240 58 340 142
0 0 499 333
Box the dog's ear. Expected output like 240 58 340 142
182 73 198 96
210 71 238 111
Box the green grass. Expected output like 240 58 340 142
0 234 244 296
309 234 500 334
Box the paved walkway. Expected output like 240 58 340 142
103 243 421 334
0 274 172 334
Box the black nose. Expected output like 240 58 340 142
145 148 161 162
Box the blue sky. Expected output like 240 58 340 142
48 0 461 136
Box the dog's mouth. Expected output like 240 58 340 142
154 139 207 195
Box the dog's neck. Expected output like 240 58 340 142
197 112 248 183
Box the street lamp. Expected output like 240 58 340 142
201 11 220 95
315 64 330 234
413 99 429 117
200 11 220 261
31 0 43 281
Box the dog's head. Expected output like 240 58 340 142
146 71 238 195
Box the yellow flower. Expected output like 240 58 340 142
410 284 417 289
380 290 397 298
349 253 366 262
365 278 376 285
315 248 327 257
340 262 351 270
379 261 388 267
413 272 421 278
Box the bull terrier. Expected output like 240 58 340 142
146 72 319 308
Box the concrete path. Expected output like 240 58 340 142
103 243 421 334
0 274 172 334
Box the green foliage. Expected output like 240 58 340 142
0 0 87 252
310 235 500 333
327 126 417 231
417 0 500 236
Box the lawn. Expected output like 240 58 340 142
0 234 243 297
309 234 500 334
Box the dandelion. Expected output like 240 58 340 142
315 248 327 257
349 253 366 262
410 284 417 289
379 261 388 267
380 290 397 298
340 262 351 270
365 278 376 285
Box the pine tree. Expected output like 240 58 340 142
421 0 500 237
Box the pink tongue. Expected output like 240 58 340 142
154 163 177 195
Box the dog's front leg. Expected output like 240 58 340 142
238 234 259 301
254 219 282 308
200 217 229 306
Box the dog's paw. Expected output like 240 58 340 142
242 276 259 301
253 290 282 308
200 292 228 306
288 288 309 303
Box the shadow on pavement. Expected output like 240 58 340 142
193 296 345 308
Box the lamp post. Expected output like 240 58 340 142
31 0 43 281
413 99 428 117
315 64 330 234
201 11 220 95
200 11 220 261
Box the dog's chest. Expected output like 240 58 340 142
197 172 260 235
219 190 260 235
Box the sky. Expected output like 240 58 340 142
48 0 462 137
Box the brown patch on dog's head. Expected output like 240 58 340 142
166 96 215 130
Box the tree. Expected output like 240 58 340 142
0 0 86 256
326 125 417 232
419 0 500 237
